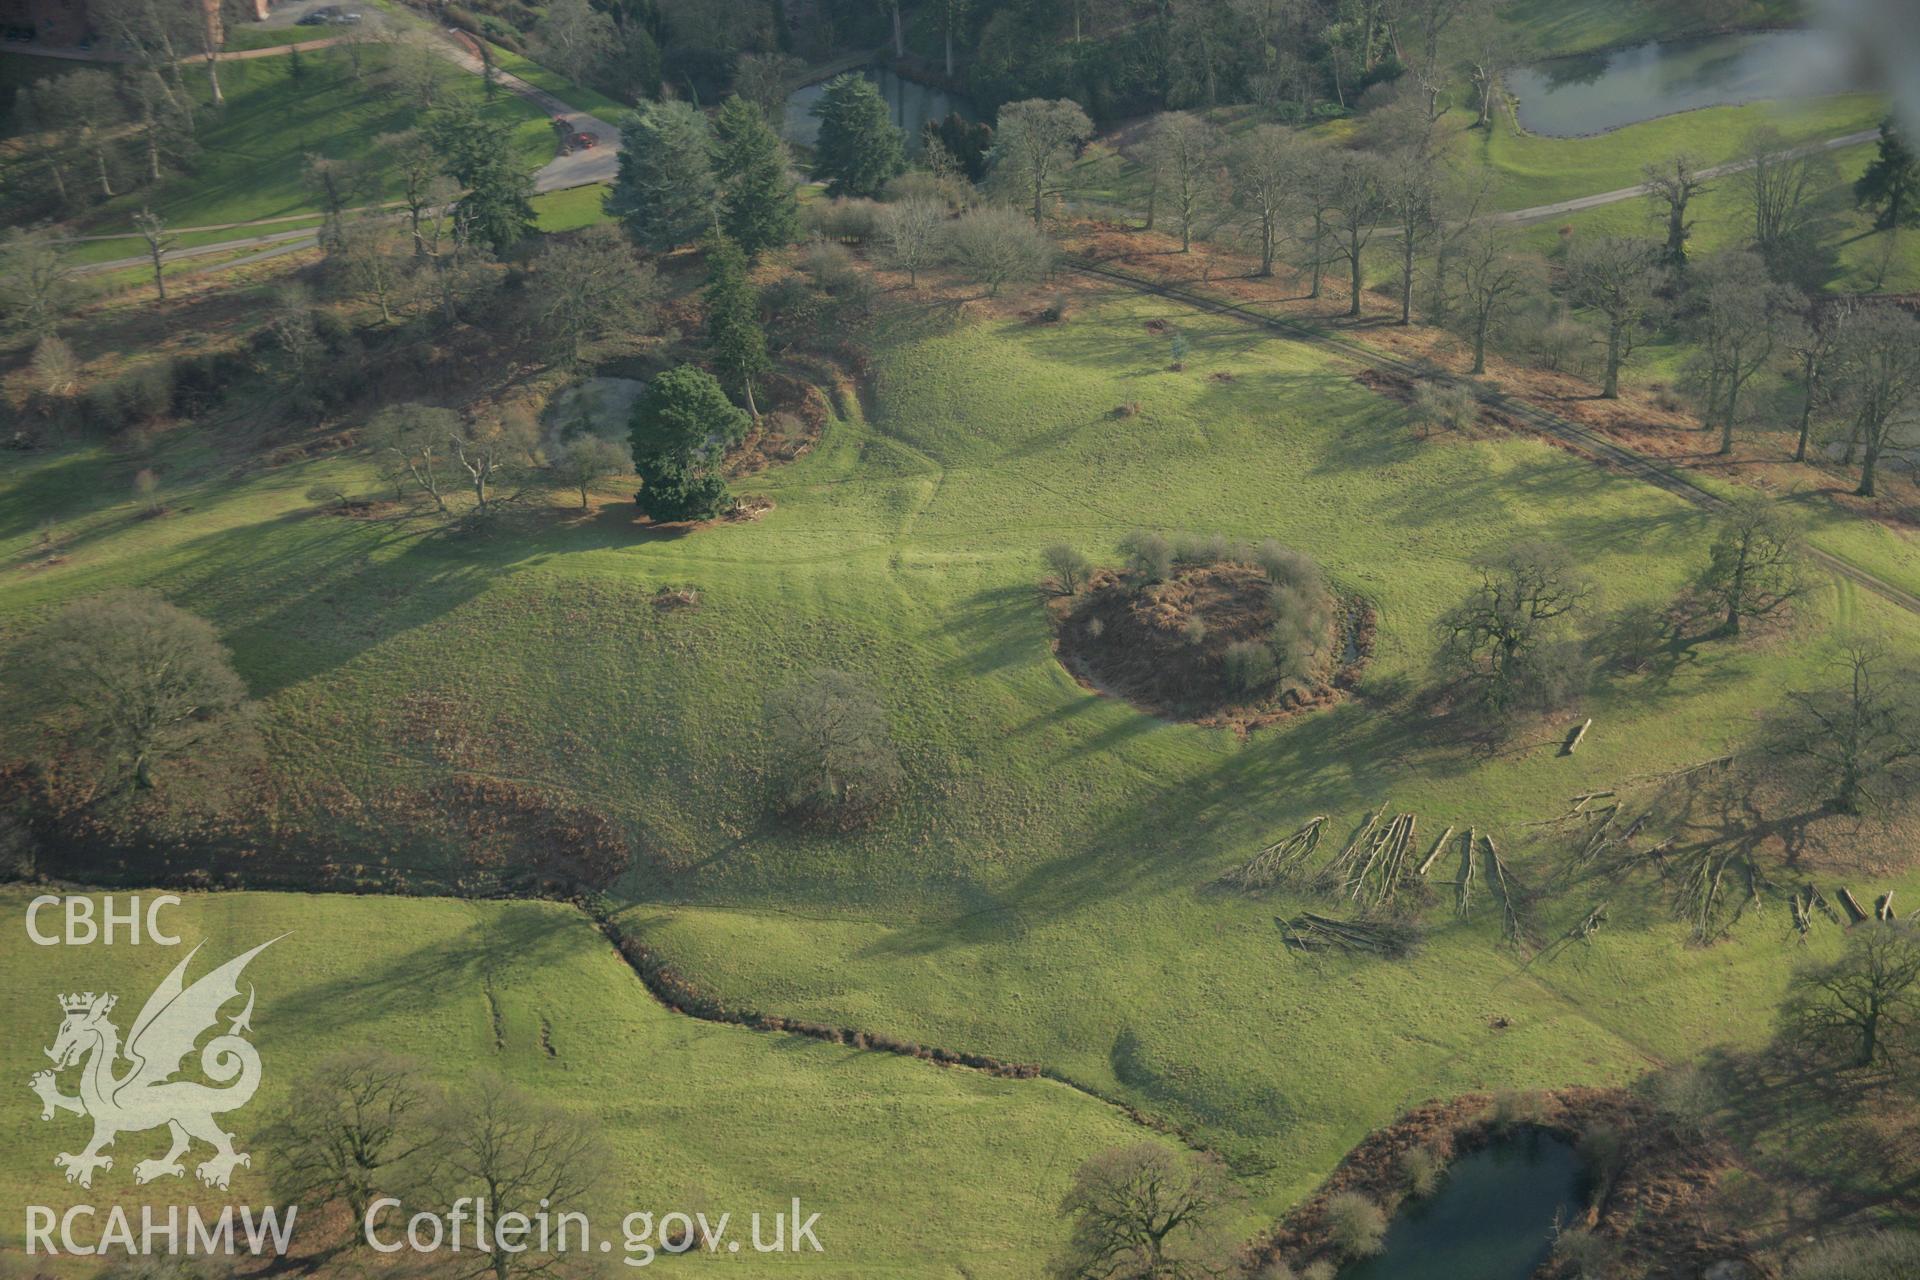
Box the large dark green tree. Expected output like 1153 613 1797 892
810 74 905 199
704 235 771 417
629 365 750 523
1855 118 1919 231
712 95 798 257
610 100 718 252
428 107 534 254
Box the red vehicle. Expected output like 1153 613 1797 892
572 132 599 150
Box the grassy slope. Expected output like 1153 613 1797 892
485 42 633 119
0 889 1171 1274
4 289 1917 1224
1471 92 1889 211
1508 139 1920 293
533 182 613 232
0 45 552 233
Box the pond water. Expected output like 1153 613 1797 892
1338 1131 1584 1280
1506 29 1858 136
782 68 973 153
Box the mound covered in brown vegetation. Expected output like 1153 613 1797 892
1049 546 1363 728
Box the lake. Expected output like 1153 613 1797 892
782 68 973 153
1507 29 1858 136
1338 1131 1585 1280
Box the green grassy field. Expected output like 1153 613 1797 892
485 42 633 119
533 182 613 232
0 43 552 233
1508 137 1920 293
1071 85 1891 276
0 889 1169 1274
4 284 1917 1234
1472 92 1888 211
57 217 329 266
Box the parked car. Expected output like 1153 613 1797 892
572 132 599 150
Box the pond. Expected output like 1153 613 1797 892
1506 28 1858 136
782 68 973 153
1338 1131 1584 1280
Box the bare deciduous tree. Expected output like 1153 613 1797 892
1743 126 1838 267
946 206 1054 296
419 1074 605 1280
1463 5 1531 129
1437 542 1590 717
1782 923 1920 1070
1830 303 1920 497
1699 494 1805 635
765 670 903 820
1042 543 1091 595
1789 300 1850 463
270 1050 431 1240
0 228 77 338
734 52 804 127
553 434 631 509
1686 251 1805 454
45 69 126 197
1452 222 1540 373
368 403 460 512
1143 112 1220 253
1564 236 1662 398
1383 141 1444 326
1319 149 1393 318
1643 153 1710 269
878 197 948 287
1051 1143 1242 1280
1765 641 1920 816
1225 125 1303 279
33 590 250 795
449 406 542 513
377 128 451 259
531 0 614 85
334 215 408 325
526 223 662 369
991 98 1093 224
132 207 173 304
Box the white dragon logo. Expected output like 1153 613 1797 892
29 938 281 1191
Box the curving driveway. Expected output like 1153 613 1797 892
1490 127 1882 226
435 29 621 192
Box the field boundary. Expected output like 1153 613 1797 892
585 903 1216 1155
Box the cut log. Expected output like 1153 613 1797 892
1562 718 1592 756
1417 825 1454 876
1837 887 1868 924
1876 892 1895 921
1572 902 1607 942
1220 816 1327 891
1484 835 1524 945
1312 804 1384 895
1454 828 1476 920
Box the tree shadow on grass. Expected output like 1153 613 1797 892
857 688 1488 960
937 582 1049 680
157 499 681 699
1704 1042 1920 1253
272 903 606 1046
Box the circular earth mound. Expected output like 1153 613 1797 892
1050 561 1365 727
